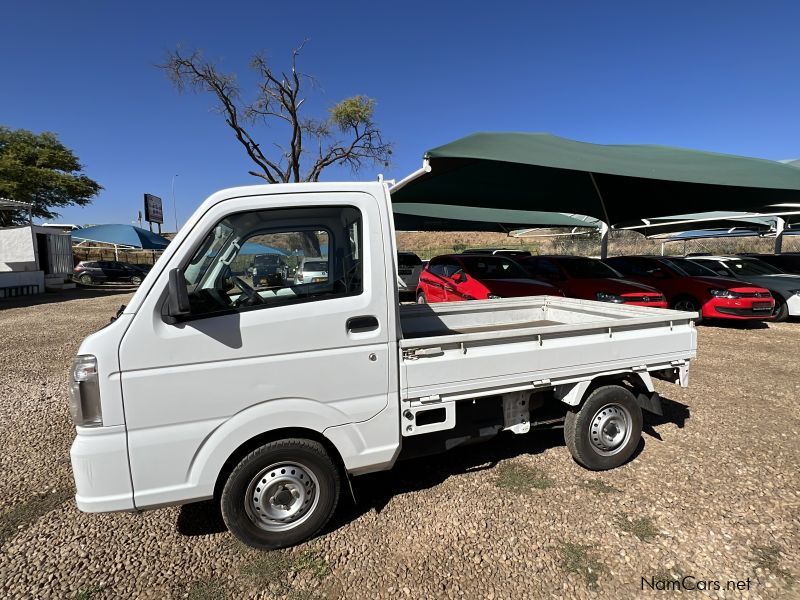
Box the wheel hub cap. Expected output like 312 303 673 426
245 463 318 532
589 404 632 456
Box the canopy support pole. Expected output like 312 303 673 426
588 172 612 259
774 217 786 254
114 244 119 261
599 222 610 259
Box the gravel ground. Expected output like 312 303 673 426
0 289 798 599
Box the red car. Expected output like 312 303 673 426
605 256 775 321
518 255 668 308
416 254 562 303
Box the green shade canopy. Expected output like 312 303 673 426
391 203 593 232
391 133 800 225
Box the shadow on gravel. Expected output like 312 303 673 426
642 395 691 441
701 320 770 330
177 398 692 541
0 286 135 309
176 499 227 536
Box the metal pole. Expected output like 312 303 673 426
599 222 610 259
171 174 179 233
774 217 786 254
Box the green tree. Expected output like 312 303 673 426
160 41 392 183
0 126 102 226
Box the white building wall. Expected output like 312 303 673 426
0 226 37 272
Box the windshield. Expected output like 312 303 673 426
661 257 719 277
303 261 328 272
460 256 529 279
558 257 621 278
722 258 784 276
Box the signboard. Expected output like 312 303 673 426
143 194 163 225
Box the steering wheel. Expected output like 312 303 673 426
232 276 265 307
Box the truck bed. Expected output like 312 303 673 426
399 296 697 402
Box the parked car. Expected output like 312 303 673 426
519 255 668 308
397 252 424 296
686 255 800 321
739 252 800 275
294 257 328 284
416 254 562 303
462 248 533 258
73 261 147 286
252 254 288 287
605 256 775 322
69 181 696 550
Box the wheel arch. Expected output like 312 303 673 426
212 426 347 501
555 371 654 408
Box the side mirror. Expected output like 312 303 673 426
452 271 466 283
166 268 191 323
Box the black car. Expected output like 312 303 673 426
73 261 147 286
251 254 289 287
739 253 800 275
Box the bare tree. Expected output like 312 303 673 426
160 42 392 183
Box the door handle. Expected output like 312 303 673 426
346 315 379 333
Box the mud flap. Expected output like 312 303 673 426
636 391 663 416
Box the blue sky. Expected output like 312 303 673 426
2 1 799 229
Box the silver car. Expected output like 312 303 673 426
294 257 328 284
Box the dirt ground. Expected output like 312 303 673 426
0 288 798 599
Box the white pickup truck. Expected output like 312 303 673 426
69 182 697 549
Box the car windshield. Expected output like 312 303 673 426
460 256 529 279
303 261 328 271
661 257 719 277
722 258 784 276
398 253 422 266
558 257 621 278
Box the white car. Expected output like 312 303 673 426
397 252 423 292
294 257 328 284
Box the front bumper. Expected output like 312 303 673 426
70 425 134 512
705 297 774 319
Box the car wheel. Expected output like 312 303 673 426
79 274 93 285
130 275 142 286
416 292 427 304
771 295 789 322
220 438 340 550
564 385 643 471
671 296 703 323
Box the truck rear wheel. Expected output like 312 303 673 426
564 385 642 471
220 438 340 549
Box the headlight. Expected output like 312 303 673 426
709 288 740 299
68 355 102 427
596 292 624 303
487 294 502 299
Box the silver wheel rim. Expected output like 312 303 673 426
589 403 632 456
244 462 319 532
417 294 426 304
674 299 696 312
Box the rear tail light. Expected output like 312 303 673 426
68 355 102 427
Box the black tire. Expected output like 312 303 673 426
130 275 142 286
564 385 643 471
79 274 93 285
220 438 340 550
771 295 789 322
671 295 703 324
416 292 427 304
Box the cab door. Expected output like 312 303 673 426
118 192 393 507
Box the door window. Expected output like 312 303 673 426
180 205 362 319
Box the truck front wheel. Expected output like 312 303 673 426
220 438 341 549
564 385 643 471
